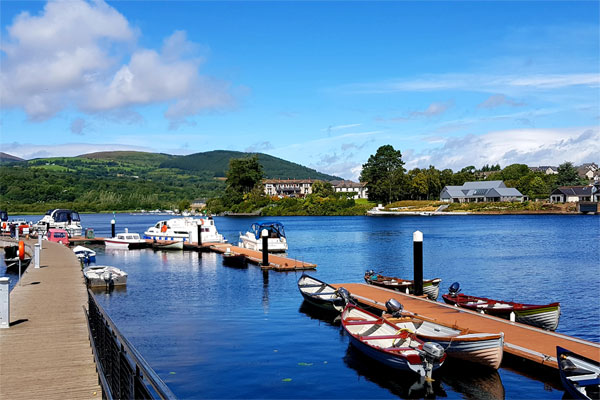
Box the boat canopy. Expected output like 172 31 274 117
249 222 286 239
0 210 7 222
51 209 81 222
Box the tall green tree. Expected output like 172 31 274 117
226 155 264 195
556 162 583 187
311 180 334 198
360 145 406 204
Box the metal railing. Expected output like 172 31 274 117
85 290 176 400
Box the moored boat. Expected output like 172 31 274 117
297 274 345 312
238 222 287 252
152 240 184 250
384 298 504 369
442 282 560 331
222 248 247 268
33 209 82 236
105 230 147 249
364 270 442 301
83 265 127 288
341 302 446 379
73 245 97 264
144 217 226 244
557 346 600 399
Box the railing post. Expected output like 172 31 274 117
34 243 41 268
0 277 9 329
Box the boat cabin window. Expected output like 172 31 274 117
53 232 66 238
0 211 7 222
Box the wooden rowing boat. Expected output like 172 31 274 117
364 270 442 300
152 240 184 250
383 298 504 369
442 282 560 331
297 274 345 312
222 249 247 268
557 346 600 399
341 303 446 379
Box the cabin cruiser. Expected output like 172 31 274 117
144 217 226 244
33 209 82 236
83 265 127 288
105 229 147 249
239 222 288 253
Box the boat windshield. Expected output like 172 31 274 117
53 210 80 222
250 222 286 239
0 211 7 221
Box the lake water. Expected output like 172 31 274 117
3 213 599 399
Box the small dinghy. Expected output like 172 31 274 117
297 274 345 312
222 248 247 268
384 298 504 369
73 245 96 264
557 346 600 400
152 240 184 250
341 302 446 379
442 282 560 331
364 270 442 300
83 265 127 288
4 245 32 273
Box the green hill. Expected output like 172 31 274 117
159 150 340 180
0 150 340 213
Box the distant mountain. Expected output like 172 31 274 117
159 150 341 180
79 151 175 167
0 152 24 163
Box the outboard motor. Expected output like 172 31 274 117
337 287 355 306
102 271 113 288
421 342 445 381
448 282 461 297
385 298 404 318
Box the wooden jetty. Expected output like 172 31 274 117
0 240 101 399
332 283 600 370
68 236 317 271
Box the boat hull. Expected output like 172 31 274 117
365 275 441 301
297 274 344 312
83 266 127 288
557 346 600 400
427 334 504 370
239 236 287 252
222 254 247 268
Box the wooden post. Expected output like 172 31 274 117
197 224 202 246
261 229 269 267
413 230 423 296
111 218 116 238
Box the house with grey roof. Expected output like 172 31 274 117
550 181 600 203
440 181 524 203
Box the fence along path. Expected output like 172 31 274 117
0 240 100 399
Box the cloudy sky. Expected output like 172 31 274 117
1 1 598 179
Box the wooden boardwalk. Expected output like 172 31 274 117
332 283 600 370
207 243 316 271
0 240 101 399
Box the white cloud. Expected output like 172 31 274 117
477 94 525 109
407 127 600 171
1 0 234 126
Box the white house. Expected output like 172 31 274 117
440 181 524 203
550 181 600 203
331 180 368 199
263 179 315 197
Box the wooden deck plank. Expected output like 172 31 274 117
0 240 101 399
332 283 600 369
205 242 317 270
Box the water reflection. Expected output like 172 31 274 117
441 360 505 399
343 344 446 399
298 301 341 326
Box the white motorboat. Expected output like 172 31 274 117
83 265 127 288
144 217 226 244
104 229 147 249
73 245 96 264
33 209 82 236
238 222 287 252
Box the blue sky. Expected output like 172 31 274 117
1 1 598 179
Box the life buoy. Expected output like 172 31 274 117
161 224 168 233
200 219 204 225
2 222 6 229
18 240 25 260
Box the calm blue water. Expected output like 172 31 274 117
3 213 599 399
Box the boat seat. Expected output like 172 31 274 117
576 378 600 387
311 292 336 296
345 320 383 325
301 284 326 288
361 335 404 340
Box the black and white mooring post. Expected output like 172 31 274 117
197 224 202 246
413 230 423 296
111 217 116 238
261 229 269 267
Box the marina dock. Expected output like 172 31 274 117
332 283 600 370
68 236 317 271
0 240 100 399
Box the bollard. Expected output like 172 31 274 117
38 233 42 247
111 218 116 238
34 243 41 268
261 229 269 266
413 230 423 296
197 224 202 246
0 277 9 328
